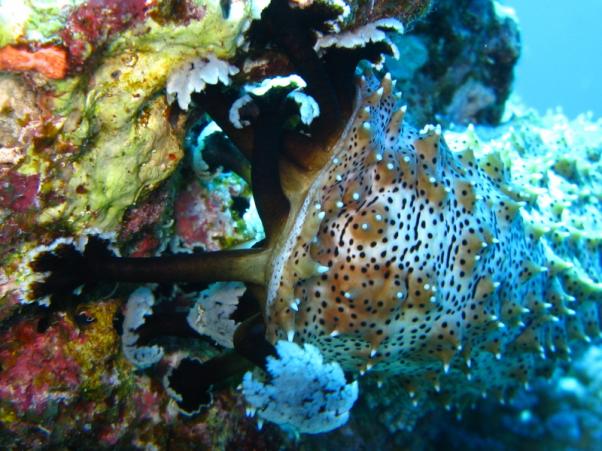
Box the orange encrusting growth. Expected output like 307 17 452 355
0 45 68 79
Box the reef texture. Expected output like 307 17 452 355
387 0 521 126
0 0 264 252
0 0 268 318
1 0 601 448
295 346 602 451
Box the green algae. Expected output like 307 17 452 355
203 171 264 248
0 0 84 47
17 0 265 232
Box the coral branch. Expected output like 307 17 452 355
25 242 270 306
164 352 253 416
234 313 276 369
197 86 256 160
251 109 291 243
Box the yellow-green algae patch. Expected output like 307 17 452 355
0 0 85 47
14 0 265 231
445 106 602 247
64 300 122 397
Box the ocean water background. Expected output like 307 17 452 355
501 0 602 118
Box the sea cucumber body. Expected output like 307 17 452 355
267 69 601 405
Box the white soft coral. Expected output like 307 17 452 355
186 281 246 348
166 53 239 110
242 340 359 434
122 287 164 369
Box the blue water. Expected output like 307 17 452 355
501 0 602 118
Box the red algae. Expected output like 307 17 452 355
120 186 172 256
120 187 170 237
0 318 81 414
61 0 154 69
129 235 161 257
171 0 207 26
0 172 39 213
174 179 239 251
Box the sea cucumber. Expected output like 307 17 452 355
266 65 601 412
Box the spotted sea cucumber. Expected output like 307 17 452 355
266 65 602 411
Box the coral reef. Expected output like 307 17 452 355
0 0 267 259
0 0 269 317
172 171 257 252
0 299 138 448
0 0 600 448
502 344 602 450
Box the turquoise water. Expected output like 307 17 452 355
502 0 602 118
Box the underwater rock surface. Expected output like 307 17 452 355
0 0 600 449
388 0 520 126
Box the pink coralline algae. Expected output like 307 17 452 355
0 300 178 447
0 74 68 256
61 0 154 70
119 186 172 257
174 178 246 251
0 172 39 213
0 318 81 414
0 171 40 253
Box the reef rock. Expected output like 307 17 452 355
388 0 521 126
